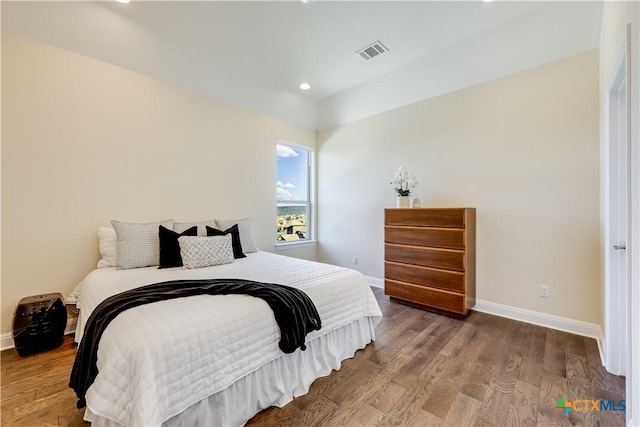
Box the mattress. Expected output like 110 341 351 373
71 251 382 426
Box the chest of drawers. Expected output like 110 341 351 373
384 208 476 317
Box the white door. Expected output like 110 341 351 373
605 34 630 377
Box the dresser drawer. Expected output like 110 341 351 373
385 261 465 293
385 243 465 272
385 226 465 250
385 280 466 314
385 208 466 228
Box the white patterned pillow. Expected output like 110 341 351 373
174 220 216 237
178 235 234 269
111 219 174 269
97 227 118 268
214 218 258 253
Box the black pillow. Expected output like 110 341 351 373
158 225 198 268
206 225 246 259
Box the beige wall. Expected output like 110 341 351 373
317 50 600 324
0 31 603 334
0 32 315 334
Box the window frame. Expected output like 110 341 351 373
276 139 315 249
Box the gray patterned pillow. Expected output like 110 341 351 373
111 219 174 269
214 218 258 253
178 235 234 269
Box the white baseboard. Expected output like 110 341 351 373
474 299 606 363
366 276 384 288
596 325 606 368
0 333 15 351
0 318 77 352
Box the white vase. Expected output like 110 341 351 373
396 196 410 208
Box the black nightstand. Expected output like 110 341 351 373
12 293 67 356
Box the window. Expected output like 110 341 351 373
276 140 314 244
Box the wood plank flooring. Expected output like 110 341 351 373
1 288 625 426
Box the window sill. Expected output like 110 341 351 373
275 240 317 251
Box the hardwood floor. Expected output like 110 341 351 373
1 288 625 426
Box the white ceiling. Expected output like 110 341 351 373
2 1 603 129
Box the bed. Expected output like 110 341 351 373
69 249 382 426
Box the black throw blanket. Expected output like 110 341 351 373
69 278 321 409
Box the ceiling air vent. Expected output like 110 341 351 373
356 41 389 61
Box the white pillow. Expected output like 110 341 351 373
97 227 118 268
214 218 258 253
178 235 234 269
111 219 174 269
174 220 216 237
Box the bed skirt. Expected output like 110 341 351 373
83 315 379 426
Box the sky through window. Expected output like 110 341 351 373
276 144 308 201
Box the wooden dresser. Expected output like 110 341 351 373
384 208 476 317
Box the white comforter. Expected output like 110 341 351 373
71 252 382 426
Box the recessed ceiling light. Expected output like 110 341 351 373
116 0 130 3
299 83 311 90
483 0 495 2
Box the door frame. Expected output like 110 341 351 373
604 28 631 377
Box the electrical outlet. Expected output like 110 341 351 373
539 285 550 298
352 256 358 265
